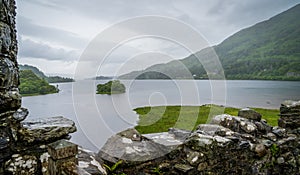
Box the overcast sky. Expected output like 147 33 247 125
16 0 300 77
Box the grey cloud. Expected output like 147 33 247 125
206 0 300 26
34 0 182 24
180 0 300 44
17 16 87 49
18 0 300 45
16 0 300 76
18 0 64 10
18 38 78 61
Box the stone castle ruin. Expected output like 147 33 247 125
0 0 300 174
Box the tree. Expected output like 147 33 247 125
97 80 126 95
19 70 58 96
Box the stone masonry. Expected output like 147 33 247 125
279 100 300 129
0 0 78 174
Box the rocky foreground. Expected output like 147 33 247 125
1 0 299 174
78 100 300 175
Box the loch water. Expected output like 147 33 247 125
22 80 300 151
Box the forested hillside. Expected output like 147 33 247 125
19 64 74 83
120 4 300 80
19 70 58 96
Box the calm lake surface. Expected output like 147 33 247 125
22 80 300 151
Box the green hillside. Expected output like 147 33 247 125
19 70 58 96
19 64 47 79
19 64 74 83
120 4 300 80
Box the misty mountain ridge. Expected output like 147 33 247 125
120 4 300 80
19 64 74 83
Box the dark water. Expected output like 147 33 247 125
22 80 300 151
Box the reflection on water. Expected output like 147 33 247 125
22 80 300 151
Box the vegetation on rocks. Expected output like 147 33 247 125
97 80 126 95
134 105 279 134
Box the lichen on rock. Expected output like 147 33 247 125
19 116 77 144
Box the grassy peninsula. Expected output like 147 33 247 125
134 105 279 134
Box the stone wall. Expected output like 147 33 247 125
0 0 21 172
97 102 300 175
0 0 20 113
279 100 300 129
0 0 78 174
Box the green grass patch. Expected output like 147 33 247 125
252 108 280 126
134 105 279 134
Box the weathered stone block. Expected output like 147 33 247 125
211 114 258 135
196 124 234 136
0 90 21 113
99 129 188 163
0 57 19 113
78 147 106 175
279 100 300 129
117 128 141 141
19 116 76 144
12 107 28 122
280 100 300 112
174 163 194 173
186 151 206 166
48 140 78 160
0 22 11 54
47 140 78 175
238 108 262 121
48 156 77 175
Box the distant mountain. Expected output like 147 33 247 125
47 76 74 83
19 64 74 83
88 76 114 80
120 4 300 80
19 64 47 79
